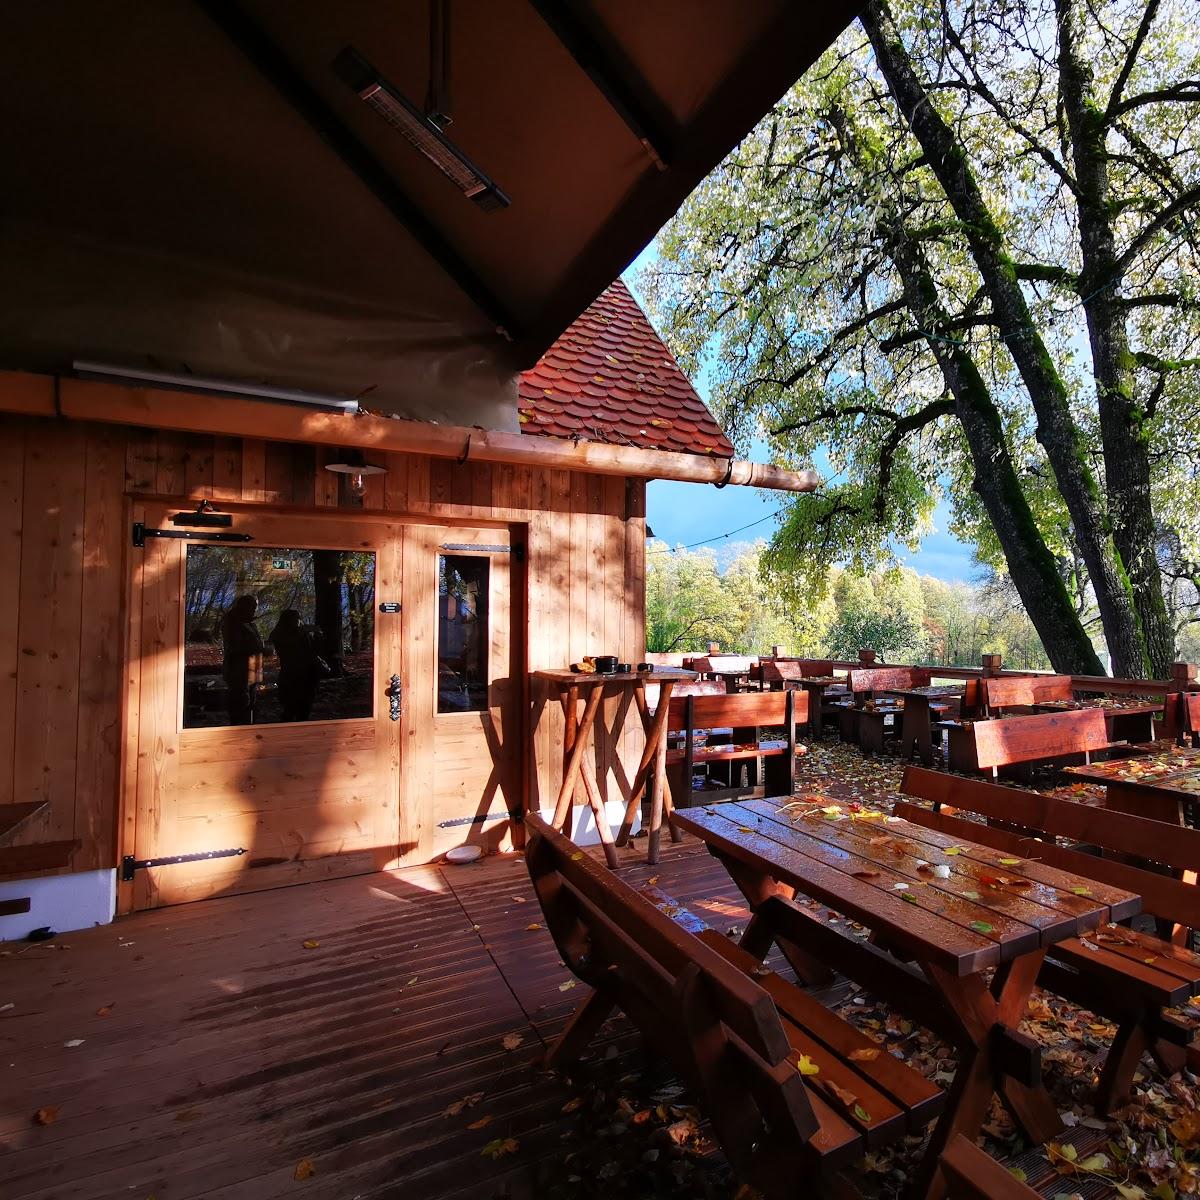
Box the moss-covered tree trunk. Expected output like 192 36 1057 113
1056 0 1174 677
886 219 1105 674
863 0 1146 677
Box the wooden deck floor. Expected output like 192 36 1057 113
0 840 762 1200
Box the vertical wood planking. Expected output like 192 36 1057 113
183 435 214 498
211 437 242 501
125 429 158 492
406 454 431 514
74 426 127 870
401 523 436 861
241 439 266 502
0 420 25 807
155 431 187 496
381 452 409 513
12 424 87 845
118 500 146 914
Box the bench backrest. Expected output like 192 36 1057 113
666 689 809 732
848 666 932 696
691 655 755 676
524 813 817 1166
759 660 803 683
982 674 1074 711
671 679 728 699
899 766 1200 926
969 708 1110 769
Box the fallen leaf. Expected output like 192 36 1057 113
510 896 526 903
1009 1168 1028 1183
962 889 981 900
525 923 542 931
944 847 961 856
848 1047 881 1062
1071 887 1092 896
736 826 756 834
96 1004 113 1017
969 920 994 934
63 1039 84 1048
33 1106 58 1126
853 1104 872 1124
561 1096 586 1114
501 1032 523 1051
1170 1110 1200 1146
559 980 577 992
795 1054 820 1076
442 1091 484 1117
999 858 1022 866
302 939 320 950
851 870 880 879
467 1115 494 1130
821 1078 858 1107
481 1137 519 1159
294 1158 316 1181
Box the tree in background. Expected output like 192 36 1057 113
644 0 1199 678
646 542 1049 667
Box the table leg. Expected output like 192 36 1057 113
617 680 675 846
713 850 835 987
901 696 933 765
914 950 1056 1200
552 684 604 832
578 761 619 868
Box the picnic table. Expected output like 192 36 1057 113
535 667 698 866
673 794 1139 1200
795 675 851 737
1062 743 1200 826
878 684 965 765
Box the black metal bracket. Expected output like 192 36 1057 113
386 674 402 722
120 847 247 882
132 522 253 547
437 810 524 829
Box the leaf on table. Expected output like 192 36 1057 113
559 980 577 992
570 852 583 861
999 858 1022 866
442 1091 484 1117
96 1004 113 1017
795 1054 820 1076
893 882 909 891
736 826 756 834
64 1039 84 1048
821 1079 858 1107
525 923 542 931
962 889 981 901
853 1104 873 1124
510 896 526 903
33 1106 59 1126
294 1158 316 1181
901 892 918 904
302 939 320 950
969 920 994 934
481 1137 519 1159
851 870 879 879
467 1115 494 1130
501 1032 524 1051
944 847 961 856
848 1047 881 1062
932 865 951 879
1072 887 1092 896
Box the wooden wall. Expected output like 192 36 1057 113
0 411 646 882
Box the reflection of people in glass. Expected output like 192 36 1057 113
270 609 323 723
222 595 263 725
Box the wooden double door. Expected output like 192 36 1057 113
122 504 518 911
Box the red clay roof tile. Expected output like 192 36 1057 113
517 279 734 458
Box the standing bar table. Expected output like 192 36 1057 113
879 684 965 764
534 668 698 865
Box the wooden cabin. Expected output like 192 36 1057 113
0 283 818 930
0 3 846 937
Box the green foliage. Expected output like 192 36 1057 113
642 0 1200 666
646 542 1051 668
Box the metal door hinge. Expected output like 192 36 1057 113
120 847 246 881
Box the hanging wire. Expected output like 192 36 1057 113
649 505 790 552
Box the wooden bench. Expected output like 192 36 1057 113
981 674 1074 714
524 813 946 1196
945 708 1137 777
841 667 934 754
1164 691 1200 747
665 690 809 805
899 766 1200 1112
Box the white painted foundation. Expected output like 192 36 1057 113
537 801 640 846
0 869 116 942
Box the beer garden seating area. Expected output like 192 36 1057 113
8 651 1200 1200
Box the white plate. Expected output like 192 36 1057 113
445 844 483 864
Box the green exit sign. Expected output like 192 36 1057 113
271 557 294 570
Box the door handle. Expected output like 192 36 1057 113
386 674 402 721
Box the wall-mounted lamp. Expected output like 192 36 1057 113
324 450 387 498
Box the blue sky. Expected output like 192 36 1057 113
623 260 979 583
